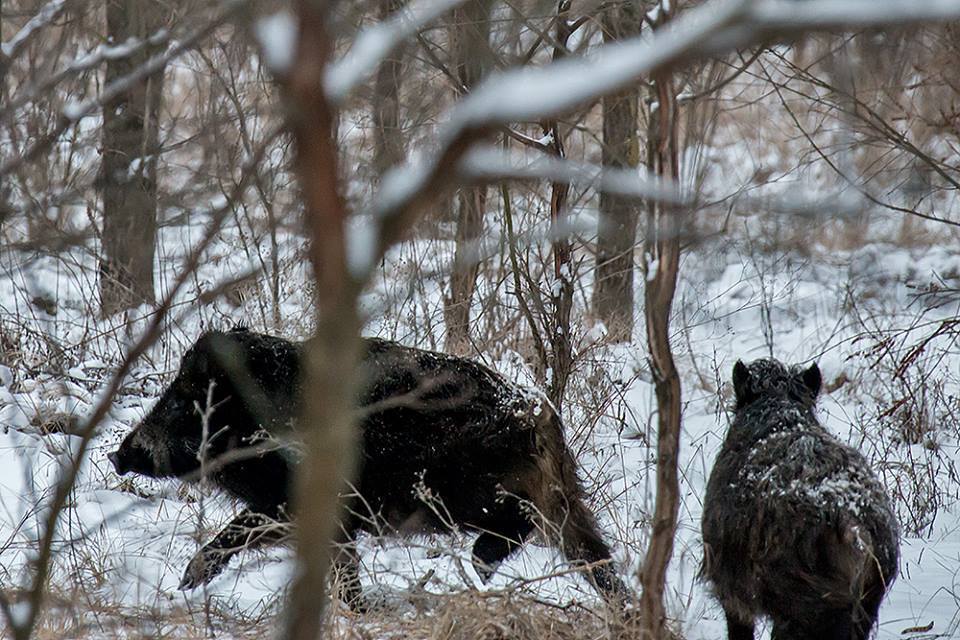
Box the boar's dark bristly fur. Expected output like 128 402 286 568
701 358 900 640
110 327 630 608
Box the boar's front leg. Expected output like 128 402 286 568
179 508 290 590
471 500 535 583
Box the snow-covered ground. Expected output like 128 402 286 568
2 213 960 637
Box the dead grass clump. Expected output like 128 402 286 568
341 592 610 640
17 585 278 640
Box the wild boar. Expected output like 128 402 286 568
701 358 899 640
110 327 630 608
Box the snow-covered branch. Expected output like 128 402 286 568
0 0 67 64
0 30 172 123
0 0 249 180
457 146 683 203
750 0 960 29
324 0 471 103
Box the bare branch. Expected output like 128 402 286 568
356 0 960 287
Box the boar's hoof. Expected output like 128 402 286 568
471 558 500 584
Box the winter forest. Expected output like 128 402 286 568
3 0 960 638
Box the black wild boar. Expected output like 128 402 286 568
109 327 630 607
701 358 899 640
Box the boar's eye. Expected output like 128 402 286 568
174 376 196 395
175 374 215 398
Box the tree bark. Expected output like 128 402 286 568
0 0 6 221
593 2 642 343
544 1 574 412
279 3 361 639
443 0 491 355
372 0 406 176
637 68 683 640
99 0 167 316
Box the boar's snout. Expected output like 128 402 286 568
108 429 162 477
107 450 127 475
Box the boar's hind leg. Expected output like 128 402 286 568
471 501 535 583
530 411 631 604
542 447 631 603
178 508 288 590
853 579 886 640
771 612 853 640
555 500 628 601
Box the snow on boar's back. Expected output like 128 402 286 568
701 358 899 640
109 327 631 609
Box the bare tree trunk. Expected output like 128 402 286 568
443 0 490 355
546 123 573 409
99 0 167 316
0 0 5 217
372 0 406 176
637 68 683 639
0 0 7 224
593 2 641 343
278 3 361 639
544 1 574 411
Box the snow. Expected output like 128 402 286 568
459 146 681 202
255 11 298 75
61 100 86 121
645 253 660 281
72 37 144 68
371 158 431 220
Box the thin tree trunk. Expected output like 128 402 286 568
99 0 166 315
279 3 361 639
593 2 641 343
546 122 573 410
372 0 406 176
443 0 490 355
0 0 5 220
544 1 574 411
637 68 683 640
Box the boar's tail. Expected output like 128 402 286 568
840 519 894 633
526 400 632 605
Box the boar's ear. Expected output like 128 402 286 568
801 363 822 399
182 339 215 383
732 360 753 406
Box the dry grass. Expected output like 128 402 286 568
329 591 636 640
21 585 674 640
16 586 277 640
